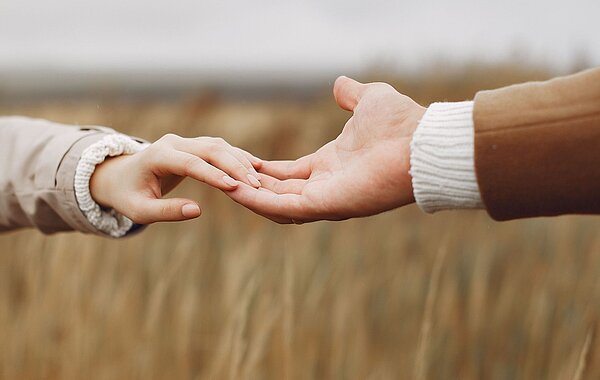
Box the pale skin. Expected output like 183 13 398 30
90 134 262 224
90 76 425 225
226 76 426 224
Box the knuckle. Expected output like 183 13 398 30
372 82 394 91
159 133 180 144
148 148 168 166
283 163 297 178
207 141 225 153
160 204 174 219
208 137 228 150
182 156 201 175
146 146 158 155
145 141 162 154
234 162 248 174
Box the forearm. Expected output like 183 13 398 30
474 67 600 220
410 67 600 220
0 116 144 236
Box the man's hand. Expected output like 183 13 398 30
227 76 426 224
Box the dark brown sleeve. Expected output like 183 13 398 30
473 67 600 220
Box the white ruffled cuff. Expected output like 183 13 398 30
74 134 148 238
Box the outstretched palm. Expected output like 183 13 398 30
227 76 426 224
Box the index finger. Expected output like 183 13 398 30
153 150 238 191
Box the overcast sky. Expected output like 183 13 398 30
1 0 598 89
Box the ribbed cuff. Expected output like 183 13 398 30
74 134 148 238
410 101 483 213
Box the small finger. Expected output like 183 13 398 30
197 138 256 174
226 182 312 220
227 146 261 177
235 188 295 224
261 214 294 224
235 147 263 170
202 149 261 188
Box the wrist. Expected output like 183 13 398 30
406 105 427 204
89 155 128 209
411 106 428 129
74 133 147 237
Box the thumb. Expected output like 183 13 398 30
130 197 202 224
333 76 366 112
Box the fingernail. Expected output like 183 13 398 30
223 176 238 187
182 203 201 218
247 174 261 187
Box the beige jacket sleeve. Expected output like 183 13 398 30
473 67 600 220
0 116 124 234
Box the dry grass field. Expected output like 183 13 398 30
1 64 599 379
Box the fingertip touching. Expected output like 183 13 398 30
222 175 239 189
247 152 263 169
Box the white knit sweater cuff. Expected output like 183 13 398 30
410 101 483 213
74 134 147 238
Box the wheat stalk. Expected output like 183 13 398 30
572 327 594 380
414 245 447 380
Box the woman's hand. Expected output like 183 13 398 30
89 134 262 224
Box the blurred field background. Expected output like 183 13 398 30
1 63 600 379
